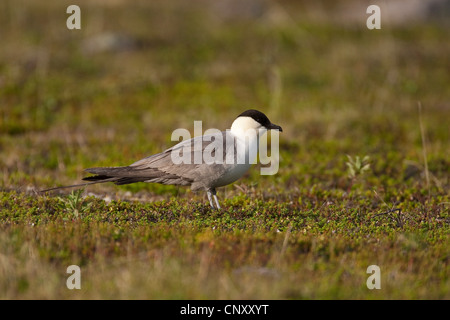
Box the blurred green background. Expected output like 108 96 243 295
0 0 448 299
1 0 448 196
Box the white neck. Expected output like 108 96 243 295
230 117 263 136
229 117 267 164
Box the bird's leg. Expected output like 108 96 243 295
206 189 215 209
213 195 221 210
211 188 221 210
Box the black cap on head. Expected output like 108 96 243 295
237 109 283 132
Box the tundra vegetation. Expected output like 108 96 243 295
0 0 448 299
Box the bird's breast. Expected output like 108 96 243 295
209 133 257 188
210 163 252 188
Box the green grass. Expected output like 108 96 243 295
0 190 448 299
0 0 449 299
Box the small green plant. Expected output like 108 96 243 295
58 189 92 218
346 155 371 180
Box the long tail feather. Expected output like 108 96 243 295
39 177 118 193
40 164 166 193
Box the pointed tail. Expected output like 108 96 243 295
39 176 119 193
39 166 149 193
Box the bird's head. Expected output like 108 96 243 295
230 109 283 135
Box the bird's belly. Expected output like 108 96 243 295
211 163 251 188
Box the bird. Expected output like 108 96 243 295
41 109 282 209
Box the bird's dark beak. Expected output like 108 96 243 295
267 123 283 132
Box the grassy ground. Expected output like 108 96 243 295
0 0 449 299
